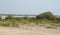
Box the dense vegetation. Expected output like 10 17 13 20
0 12 60 28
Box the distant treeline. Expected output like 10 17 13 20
0 12 60 21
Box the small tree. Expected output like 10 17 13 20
56 16 60 22
0 16 2 21
5 14 14 20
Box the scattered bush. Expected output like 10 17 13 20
0 12 60 28
46 26 57 29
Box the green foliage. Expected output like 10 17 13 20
56 17 60 22
5 15 14 20
0 16 2 21
0 12 60 28
10 20 19 27
0 19 19 27
36 12 56 20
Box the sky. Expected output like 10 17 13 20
0 0 60 15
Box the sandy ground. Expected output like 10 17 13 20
0 26 60 35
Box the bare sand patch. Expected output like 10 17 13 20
0 26 60 35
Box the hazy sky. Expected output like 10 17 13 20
0 0 60 15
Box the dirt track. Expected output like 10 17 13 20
0 26 60 35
